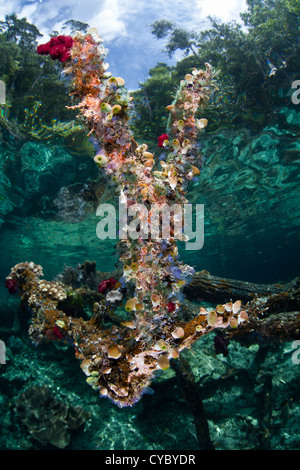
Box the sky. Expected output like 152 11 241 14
0 0 248 90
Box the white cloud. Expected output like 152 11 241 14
0 0 248 42
0 0 19 19
0 0 128 42
197 0 247 22
88 0 127 42
18 2 38 19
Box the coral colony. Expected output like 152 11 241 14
6 30 248 407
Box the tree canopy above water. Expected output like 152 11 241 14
132 0 300 142
0 0 299 143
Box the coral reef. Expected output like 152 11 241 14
6 30 247 407
14 385 89 448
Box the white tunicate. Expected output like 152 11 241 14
106 290 123 303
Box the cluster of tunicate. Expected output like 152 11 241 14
8 261 43 280
6 255 247 406
37 280 67 302
37 35 73 62
63 29 133 183
6 262 66 303
106 290 123 303
5 29 247 407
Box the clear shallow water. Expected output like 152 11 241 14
1 118 299 284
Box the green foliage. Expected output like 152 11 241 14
0 35 21 85
62 19 90 35
131 63 176 149
0 15 78 130
150 19 174 39
241 0 300 60
151 19 200 58
0 14 42 49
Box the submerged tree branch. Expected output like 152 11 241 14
71 266 300 344
91 268 300 344
171 356 215 450
182 270 300 343
183 270 300 305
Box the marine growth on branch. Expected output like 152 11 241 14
6 29 247 407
